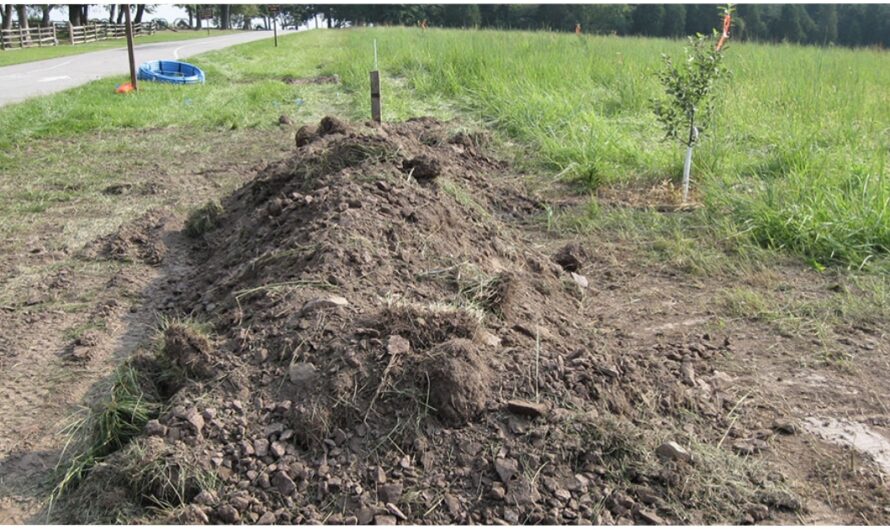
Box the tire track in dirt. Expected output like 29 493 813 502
0 221 193 523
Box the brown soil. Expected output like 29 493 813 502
3 119 889 525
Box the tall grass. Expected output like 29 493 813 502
329 27 890 268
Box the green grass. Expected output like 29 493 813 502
0 30 242 67
325 27 890 270
2 27 889 269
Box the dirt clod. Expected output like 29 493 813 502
401 154 441 180
506 399 549 417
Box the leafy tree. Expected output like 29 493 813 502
652 6 731 202
774 4 806 43
813 5 838 44
632 4 665 36
442 5 481 28
663 4 687 37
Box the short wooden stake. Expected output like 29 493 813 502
370 70 381 123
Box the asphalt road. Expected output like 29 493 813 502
0 30 291 107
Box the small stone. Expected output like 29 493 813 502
386 502 408 520
230 495 251 511
374 515 398 526
258 511 277 525
254 439 270 458
379 483 403 503
494 457 519 484
490 483 506 500
357 507 375 525
655 441 691 463
145 419 166 437
506 399 550 417
193 490 217 506
387 335 411 356
185 408 205 433
288 362 317 387
444 493 461 517
217 505 240 524
570 272 589 288
300 296 348 315
772 419 798 435
279 114 293 125
680 362 696 386
554 488 572 502
747 503 769 521
375 466 387 484
271 441 287 458
271 470 296 496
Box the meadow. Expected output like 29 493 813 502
2 27 888 269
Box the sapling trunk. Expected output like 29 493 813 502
682 119 699 203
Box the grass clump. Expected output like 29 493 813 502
52 361 164 506
184 200 223 238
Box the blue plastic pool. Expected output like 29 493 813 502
137 60 205 85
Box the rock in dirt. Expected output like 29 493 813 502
374 514 398 526
300 295 349 315
386 503 408 520
216 505 240 524
295 125 318 147
279 114 293 126
379 483 403 503
401 155 441 180
506 399 550 418
288 362 318 388
772 419 798 435
271 470 296 496
386 335 411 356
570 272 589 288
655 441 691 463
495 457 519 484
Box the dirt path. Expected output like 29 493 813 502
0 221 194 523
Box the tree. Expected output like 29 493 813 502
813 5 838 44
134 4 146 24
442 5 480 28
1 5 12 30
774 4 806 43
737 4 767 41
107 4 115 23
40 4 55 27
217 4 230 30
663 4 687 37
15 3 27 29
632 4 665 36
652 7 731 202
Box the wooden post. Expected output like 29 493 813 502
1 29 5 51
68 22 74 45
52 24 57 46
273 16 278 47
19 26 24 48
124 5 137 90
370 70 381 123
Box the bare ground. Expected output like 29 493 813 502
0 120 888 524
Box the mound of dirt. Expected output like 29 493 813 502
62 117 794 524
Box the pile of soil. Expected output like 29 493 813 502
62 117 795 524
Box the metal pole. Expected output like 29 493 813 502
124 5 137 90
273 16 278 47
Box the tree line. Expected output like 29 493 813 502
2 5 888 48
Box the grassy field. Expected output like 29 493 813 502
1 27 888 270
0 29 242 67
328 27 890 270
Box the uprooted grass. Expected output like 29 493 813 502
50 362 165 510
184 200 224 239
50 316 212 513
555 411 796 524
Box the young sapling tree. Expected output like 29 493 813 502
653 5 733 203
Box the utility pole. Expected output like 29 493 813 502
124 4 137 91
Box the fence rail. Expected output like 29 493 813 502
0 21 155 51
0 26 57 50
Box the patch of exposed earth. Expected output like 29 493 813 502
39 117 890 525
